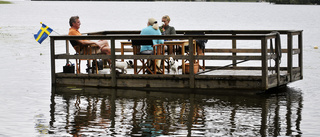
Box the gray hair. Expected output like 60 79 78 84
69 16 79 27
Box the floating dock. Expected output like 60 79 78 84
50 30 303 90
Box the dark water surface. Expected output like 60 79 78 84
47 86 303 136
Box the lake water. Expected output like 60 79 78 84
1 1 320 136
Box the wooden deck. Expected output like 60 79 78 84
50 30 303 91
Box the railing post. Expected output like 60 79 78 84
232 33 237 68
50 37 56 85
66 40 70 64
298 31 303 79
189 37 195 88
111 38 117 87
287 32 293 82
275 36 280 86
261 37 268 90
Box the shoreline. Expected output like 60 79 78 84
0 0 11 4
23 0 319 5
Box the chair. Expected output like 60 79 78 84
184 32 207 71
132 40 166 74
70 40 99 74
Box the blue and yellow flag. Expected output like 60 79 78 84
34 22 53 44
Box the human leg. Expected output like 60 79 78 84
96 40 111 67
101 46 111 55
97 40 111 54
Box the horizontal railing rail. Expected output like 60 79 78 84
86 30 303 35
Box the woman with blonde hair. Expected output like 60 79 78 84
160 15 176 35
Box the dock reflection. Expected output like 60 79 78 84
49 87 303 136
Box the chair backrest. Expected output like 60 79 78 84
69 40 82 54
131 40 154 55
69 40 80 47
131 40 154 46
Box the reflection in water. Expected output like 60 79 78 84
49 87 303 136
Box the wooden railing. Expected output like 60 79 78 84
50 30 303 90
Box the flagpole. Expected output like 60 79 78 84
52 30 60 35
40 22 60 35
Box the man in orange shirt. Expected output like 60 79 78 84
68 16 110 55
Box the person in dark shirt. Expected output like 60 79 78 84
160 15 176 35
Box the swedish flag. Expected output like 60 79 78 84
34 23 53 44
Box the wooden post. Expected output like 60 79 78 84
66 40 70 54
66 40 70 64
121 43 124 62
287 33 293 82
133 46 137 74
182 42 186 74
275 36 280 86
261 37 268 90
232 33 237 68
189 37 195 88
111 38 117 87
298 31 303 79
50 37 56 85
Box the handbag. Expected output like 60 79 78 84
63 61 75 73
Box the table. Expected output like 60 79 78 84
120 40 197 74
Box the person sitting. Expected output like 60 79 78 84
140 18 164 73
160 15 177 54
68 16 111 55
68 16 111 68
160 15 176 35
140 18 164 54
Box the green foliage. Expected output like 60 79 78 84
265 0 320 4
0 0 11 4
